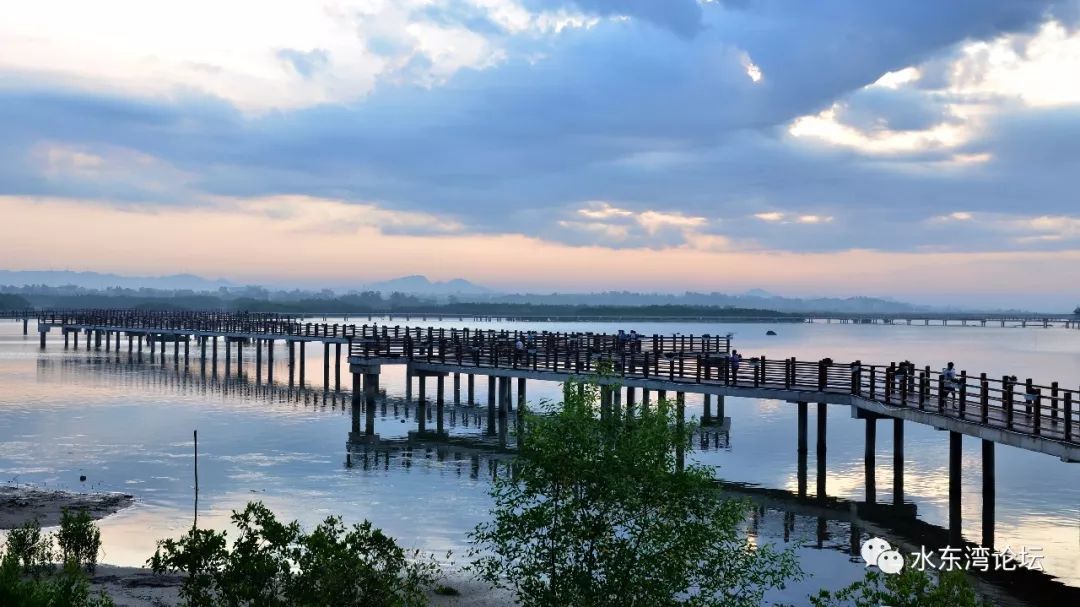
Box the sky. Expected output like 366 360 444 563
1 0 1079 308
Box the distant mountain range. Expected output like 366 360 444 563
0 270 233 291
0 270 1032 313
360 275 492 295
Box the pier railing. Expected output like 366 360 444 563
373 338 1076 445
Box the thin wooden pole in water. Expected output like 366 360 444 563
194 430 199 529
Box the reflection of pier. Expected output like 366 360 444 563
723 481 1080 606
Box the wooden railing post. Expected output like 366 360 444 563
1003 376 1013 429
885 363 894 405
1051 381 1059 423
980 373 989 423
958 371 967 416
1065 391 1073 441
1034 388 1042 436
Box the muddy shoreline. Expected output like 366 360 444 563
0 484 135 529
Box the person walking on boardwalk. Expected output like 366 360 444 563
942 361 959 406
730 349 742 384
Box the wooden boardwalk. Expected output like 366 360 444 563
21 308 1080 550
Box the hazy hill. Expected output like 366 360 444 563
0 270 232 291
361 275 492 295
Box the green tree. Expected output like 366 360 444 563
57 508 102 573
468 379 800 607
149 501 438 607
811 561 988 607
0 516 114 607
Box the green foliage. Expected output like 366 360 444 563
810 561 988 607
468 379 800 607
58 508 102 572
1 531 113 607
4 518 54 574
149 501 438 607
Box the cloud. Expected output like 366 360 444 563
1 0 1080 266
529 0 703 37
276 49 329 79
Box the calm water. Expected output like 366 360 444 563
1 318 1078 604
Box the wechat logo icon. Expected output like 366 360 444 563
860 537 904 575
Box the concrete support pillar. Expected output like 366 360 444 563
352 372 362 406
436 375 446 435
467 374 475 405
612 386 622 419
105 331 110 352
174 337 180 366
817 403 827 500
418 374 428 434
517 377 526 410
127 334 132 355
323 343 330 389
364 372 379 408
334 343 341 391
675 392 686 472
288 340 295 386
22 317 28 335
267 339 274 382
949 431 962 545
115 331 120 352
95 330 102 349
225 338 232 375
405 368 413 400
642 389 651 410
982 439 995 550
487 376 497 435
39 329 46 349
64 330 69 348
364 374 378 435
797 402 808 498
159 335 166 365
236 340 242 374
625 387 636 418
138 334 143 357
184 337 189 367
212 336 219 373
865 416 877 504
256 339 263 381
600 385 612 420
498 377 510 422
74 330 80 350
703 394 712 424
893 418 904 505
299 341 306 386
150 334 156 360
454 372 461 404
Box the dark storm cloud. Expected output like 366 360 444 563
1 0 1078 250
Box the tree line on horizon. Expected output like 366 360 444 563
0 290 802 319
